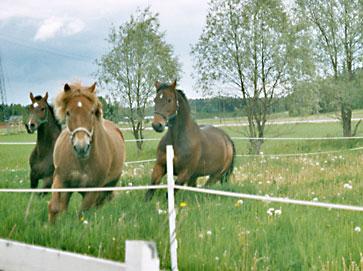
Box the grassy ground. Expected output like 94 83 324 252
0 120 363 270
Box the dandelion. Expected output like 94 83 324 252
343 183 353 189
215 257 220 261
235 199 244 207
198 233 204 239
83 220 89 225
354 226 361 233
207 230 212 236
179 201 187 208
112 237 116 241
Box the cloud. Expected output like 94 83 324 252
34 17 85 41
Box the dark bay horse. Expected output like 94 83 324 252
48 82 125 222
145 80 235 200
25 92 61 189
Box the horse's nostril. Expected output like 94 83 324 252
152 122 163 131
73 143 90 157
30 123 35 128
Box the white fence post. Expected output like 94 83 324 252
125 240 160 271
166 145 178 271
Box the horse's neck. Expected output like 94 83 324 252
36 109 60 152
169 98 196 143
92 120 107 149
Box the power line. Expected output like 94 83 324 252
0 34 92 63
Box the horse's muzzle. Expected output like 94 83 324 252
73 142 91 159
25 122 37 134
152 122 165 133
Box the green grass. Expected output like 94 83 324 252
1 120 363 270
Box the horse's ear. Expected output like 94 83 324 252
170 80 177 90
43 92 48 102
95 101 103 119
30 92 35 103
64 83 71 92
155 81 161 90
89 82 97 93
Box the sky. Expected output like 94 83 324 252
0 0 209 105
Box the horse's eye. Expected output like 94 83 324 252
66 111 70 116
41 108 45 111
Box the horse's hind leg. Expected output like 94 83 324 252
187 176 198 187
145 163 166 201
205 173 223 186
48 175 72 223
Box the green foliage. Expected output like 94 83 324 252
0 104 27 122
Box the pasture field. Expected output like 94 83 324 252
1 120 363 270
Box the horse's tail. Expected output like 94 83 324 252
222 136 235 183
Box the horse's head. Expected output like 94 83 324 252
25 92 49 134
152 80 178 132
55 82 102 159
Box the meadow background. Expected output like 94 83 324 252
1 114 363 270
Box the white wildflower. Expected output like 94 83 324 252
267 208 275 216
354 226 361 233
343 183 353 190
207 230 212 236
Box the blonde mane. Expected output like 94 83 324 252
54 82 102 122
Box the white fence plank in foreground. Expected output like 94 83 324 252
0 239 160 271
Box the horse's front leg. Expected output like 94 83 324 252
145 163 166 201
48 175 72 223
30 170 39 189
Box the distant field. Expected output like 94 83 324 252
0 116 363 270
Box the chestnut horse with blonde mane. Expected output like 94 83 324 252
48 82 125 222
145 80 235 200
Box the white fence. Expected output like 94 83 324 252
0 239 159 271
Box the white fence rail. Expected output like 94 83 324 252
0 239 159 271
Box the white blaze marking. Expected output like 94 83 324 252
77 101 82 108
33 102 39 108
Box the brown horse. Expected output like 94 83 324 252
145 80 235 200
25 92 61 190
48 82 125 222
